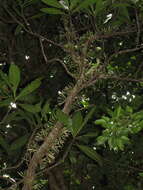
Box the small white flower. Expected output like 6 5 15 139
104 13 112 24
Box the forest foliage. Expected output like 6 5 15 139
0 0 143 189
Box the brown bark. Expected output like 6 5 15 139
22 82 82 190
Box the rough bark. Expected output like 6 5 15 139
22 82 81 190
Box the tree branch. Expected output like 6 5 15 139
22 81 82 190
108 45 143 62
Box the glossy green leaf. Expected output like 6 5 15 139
77 144 102 166
41 0 63 8
9 64 20 97
71 111 83 137
16 78 41 100
41 8 64 14
10 134 28 151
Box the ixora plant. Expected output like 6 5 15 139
1 0 143 189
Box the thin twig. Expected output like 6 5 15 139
4 6 64 49
108 45 143 62
135 8 140 46
134 62 143 78
83 74 143 89
101 75 143 83
0 109 11 125
39 37 48 64
48 58 77 79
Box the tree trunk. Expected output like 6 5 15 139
22 82 81 190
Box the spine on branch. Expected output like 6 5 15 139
22 82 81 190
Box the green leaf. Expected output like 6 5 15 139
19 102 41 113
0 98 13 107
95 0 104 16
41 0 63 8
77 144 102 166
41 101 51 121
9 64 20 97
0 70 11 88
73 0 96 12
56 109 71 127
43 101 50 113
10 134 28 151
30 13 46 19
82 107 96 127
41 8 64 14
97 136 107 145
70 0 81 10
114 106 122 118
71 111 83 137
125 106 133 113
94 119 107 127
132 111 143 120
16 78 41 100
79 132 98 138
